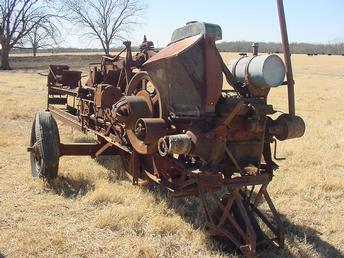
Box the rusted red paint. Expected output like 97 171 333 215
29 4 305 257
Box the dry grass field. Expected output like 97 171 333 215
0 52 343 258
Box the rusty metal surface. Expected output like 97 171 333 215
59 143 120 157
204 35 223 112
277 0 296 116
144 34 224 116
270 114 306 141
28 3 306 257
135 118 166 144
144 34 202 64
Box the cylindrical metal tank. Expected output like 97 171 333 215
227 54 285 88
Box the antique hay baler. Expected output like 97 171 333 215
28 1 305 257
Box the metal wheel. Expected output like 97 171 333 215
200 189 265 257
29 111 60 180
126 72 163 117
126 71 166 154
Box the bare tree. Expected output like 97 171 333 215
19 18 61 57
0 0 60 69
66 0 145 55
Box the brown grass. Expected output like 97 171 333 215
0 53 343 257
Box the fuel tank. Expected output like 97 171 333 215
227 54 285 88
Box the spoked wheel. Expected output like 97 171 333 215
126 71 163 117
118 72 167 185
28 111 60 180
200 188 265 257
125 71 167 155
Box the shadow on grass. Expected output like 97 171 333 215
268 214 344 258
47 175 95 198
45 155 122 198
147 186 344 258
39 155 343 257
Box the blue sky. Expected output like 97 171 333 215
63 0 344 48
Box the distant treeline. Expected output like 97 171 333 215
9 41 344 55
217 41 344 55
10 46 139 54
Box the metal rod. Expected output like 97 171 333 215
252 42 259 56
277 0 295 116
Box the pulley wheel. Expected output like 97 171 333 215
125 72 166 154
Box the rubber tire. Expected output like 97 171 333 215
30 111 60 180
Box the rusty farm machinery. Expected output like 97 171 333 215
28 0 305 257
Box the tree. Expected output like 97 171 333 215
66 0 145 55
20 18 61 57
0 0 60 69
